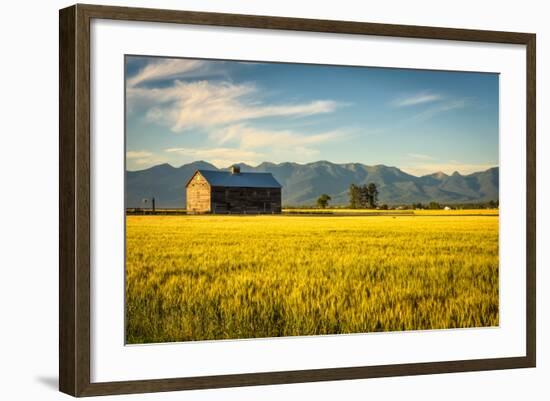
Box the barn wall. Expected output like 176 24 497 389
186 174 211 213
211 187 282 214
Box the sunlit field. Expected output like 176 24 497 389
125 212 499 344
284 208 499 216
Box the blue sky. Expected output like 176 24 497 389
125 56 499 176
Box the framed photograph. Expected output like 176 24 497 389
59 4 536 397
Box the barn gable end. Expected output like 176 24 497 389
186 171 211 213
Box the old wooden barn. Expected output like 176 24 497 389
186 166 282 214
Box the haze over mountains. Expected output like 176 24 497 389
126 161 499 208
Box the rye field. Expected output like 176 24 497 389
125 213 499 344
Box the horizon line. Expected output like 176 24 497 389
126 160 498 178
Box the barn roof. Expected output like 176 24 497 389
191 169 282 188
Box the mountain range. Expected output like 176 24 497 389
126 161 499 208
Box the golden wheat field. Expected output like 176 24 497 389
125 213 499 344
284 208 499 216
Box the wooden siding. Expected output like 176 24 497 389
211 186 282 214
186 173 211 213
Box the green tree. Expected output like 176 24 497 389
367 183 379 208
348 184 361 209
350 183 379 208
429 201 441 210
359 185 370 208
317 194 331 209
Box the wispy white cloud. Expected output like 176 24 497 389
126 58 352 168
126 151 167 169
165 147 265 168
163 125 348 168
411 99 469 122
126 150 153 159
165 146 263 159
127 59 209 87
128 80 339 132
392 92 443 107
406 153 435 160
215 124 347 149
126 152 172 170
391 92 471 122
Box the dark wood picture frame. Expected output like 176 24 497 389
59 3 536 397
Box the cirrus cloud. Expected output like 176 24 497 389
126 150 153 159
126 57 354 169
215 124 348 149
392 92 443 107
165 147 265 168
127 58 210 87
128 80 340 132
164 124 349 168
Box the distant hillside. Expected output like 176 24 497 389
126 161 499 208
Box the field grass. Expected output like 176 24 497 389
284 208 499 216
125 213 499 344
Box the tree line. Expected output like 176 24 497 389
316 183 379 209
315 183 498 210
348 183 379 208
411 200 499 210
